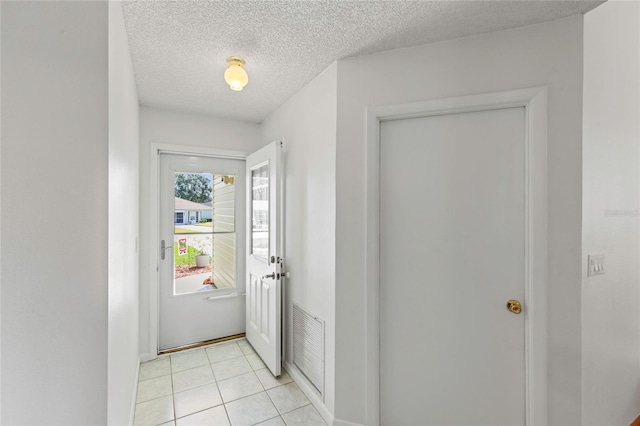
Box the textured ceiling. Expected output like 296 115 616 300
122 0 603 123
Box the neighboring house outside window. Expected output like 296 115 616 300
175 211 184 224
174 197 212 225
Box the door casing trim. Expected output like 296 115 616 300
147 142 249 359
364 87 548 426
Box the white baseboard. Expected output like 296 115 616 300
139 352 152 362
129 356 141 425
284 361 334 426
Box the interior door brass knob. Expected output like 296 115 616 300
506 299 522 314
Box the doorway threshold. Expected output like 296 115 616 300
158 333 246 355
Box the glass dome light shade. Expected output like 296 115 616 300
224 60 248 91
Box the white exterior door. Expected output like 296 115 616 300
246 141 282 376
159 153 246 351
379 108 526 425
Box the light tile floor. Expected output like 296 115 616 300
134 338 326 426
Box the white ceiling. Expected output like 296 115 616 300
122 0 603 123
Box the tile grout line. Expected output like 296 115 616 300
172 400 225 422
258 414 285 426
283 402 313 415
169 356 177 424
222 403 232 426
263 386 281 422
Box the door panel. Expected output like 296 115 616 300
159 154 246 351
246 141 282 376
379 108 526 425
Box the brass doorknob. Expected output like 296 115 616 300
506 299 522 314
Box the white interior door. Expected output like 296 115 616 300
246 141 282 376
159 153 246 351
379 108 526 425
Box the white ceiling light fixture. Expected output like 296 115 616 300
224 56 248 91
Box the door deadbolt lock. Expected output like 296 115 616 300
262 272 287 280
506 299 522 314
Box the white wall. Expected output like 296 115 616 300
138 106 259 358
1 2 109 423
259 63 338 419
334 17 584 425
109 2 140 424
582 2 640 425
0 2 3 420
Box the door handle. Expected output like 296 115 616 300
160 240 173 260
506 299 522 314
262 273 276 280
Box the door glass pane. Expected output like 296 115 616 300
173 172 236 295
251 165 269 261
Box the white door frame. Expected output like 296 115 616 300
364 87 548 426
147 142 249 359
